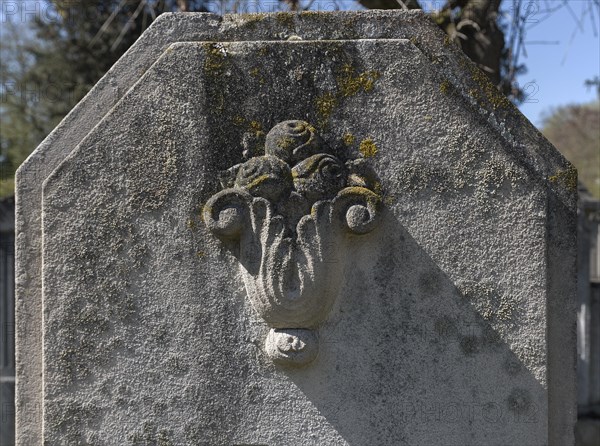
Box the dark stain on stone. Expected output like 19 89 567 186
507 387 532 414
419 270 442 296
434 315 457 338
503 356 522 376
460 335 479 356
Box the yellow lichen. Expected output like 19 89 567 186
383 194 396 206
274 12 295 28
549 164 578 191
343 132 355 146
249 67 265 85
313 63 381 129
247 174 271 189
373 180 383 196
359 138 378 158
440 79 452 94
233 116 246 126
342 186 382 206
186 219 197 231
249 120 262 132
464 60 512 110
203 42 226 76
315 92 338 127
468 88 482 101
277 136 295 149
337 64 381 97
238 13 267 28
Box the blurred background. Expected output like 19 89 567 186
0 1 598 445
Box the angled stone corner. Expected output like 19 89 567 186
16 11 576 446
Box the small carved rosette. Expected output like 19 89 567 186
203 120 382 366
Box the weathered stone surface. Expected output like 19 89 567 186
17 11 576 446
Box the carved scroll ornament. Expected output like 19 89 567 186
203 121 382 366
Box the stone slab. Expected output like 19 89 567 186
17 11 577 446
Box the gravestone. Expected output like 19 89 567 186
15 11 577 446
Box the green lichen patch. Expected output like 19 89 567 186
463 59 512 110
186 218 197 231
440 79 452 94
202 42 226 76
202 42 230 113
315 92 338 128
548 164 577 191
343 132 355 146
249 120 262 133
274 12 295 28
337 64 381 97
359 138 378 158
249 67 265 85
314 62 381 129
231 116 264 141
232 115 246 126
277 136 296 149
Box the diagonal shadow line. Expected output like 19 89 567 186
278 212 549 446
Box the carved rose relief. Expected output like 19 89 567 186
203 121 382 366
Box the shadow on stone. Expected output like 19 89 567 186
281 212 548 445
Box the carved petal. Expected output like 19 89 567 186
239 198 345 328
331 186 382 235
203 188 253 239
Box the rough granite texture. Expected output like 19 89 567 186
16 11 576 446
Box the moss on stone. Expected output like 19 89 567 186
277 136 296 149
274 12 295 28
186 219 197 231
247 174 271 189
315 92 338 128
314 63 381 129
463 59 512 110
549 164 578 191
249 120 262 132
202 42 226 77
233 115 246 126
249 67 265 85
440 79 452 94
359 138 378 158
337 64 381 97
343 132 355 146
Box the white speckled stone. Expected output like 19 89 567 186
16 11 576 446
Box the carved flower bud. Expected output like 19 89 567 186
234 155 293 203
292 154 348 203
265 120 327 164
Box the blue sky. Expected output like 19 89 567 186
512 0 600 125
